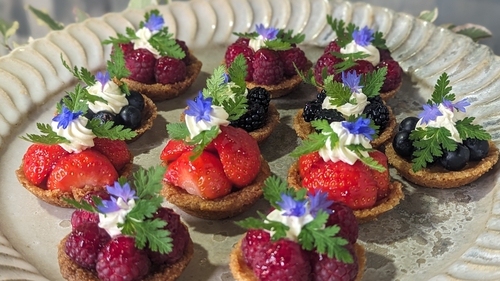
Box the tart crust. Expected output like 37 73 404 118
161 156 271 220
287 160 404 223
15 152 134 208
122 52 202 102
385 140 499 188
229 239 366 281
292 103 397 148
127 94 158 143
57 223 194 281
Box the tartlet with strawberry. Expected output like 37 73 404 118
104 10 202 102
288 117 404 222
314 17 402 100
386 73 499 188
160 92 271 219
16 87 136 208
224 24 312 98
58 166 193 281
230 176 365 281
294 69 396 148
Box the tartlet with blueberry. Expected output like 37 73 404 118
386 73 499 188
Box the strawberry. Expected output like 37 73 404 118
302 160 377 210
298 152 322 179
164 150 232 200
369 150 390 200
159 139 194 163
91 138 130 172
47 150 118 192
22 143 69 186
212 126 261 188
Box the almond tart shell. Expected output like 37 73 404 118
161 156 271 220
229 238 366 281
122 52 202 102
292 102 397 148
385 140 499 188
15 151 134 208
287 160 404 223
127 94 158 143
57 223 193 281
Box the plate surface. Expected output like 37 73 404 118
1 0 500 280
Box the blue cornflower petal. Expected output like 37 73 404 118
418 104 442 125
97 197 121 213
106 182 137 202
341 71 364 93
222 73 230 84
185 91 213 123
144 13 164 32
309 191 333 218
453 98 470 112
96 71 111 91
277 194 307 217
342 117 376 140
52 106 82 129
255 24 279 41
352 26 375 47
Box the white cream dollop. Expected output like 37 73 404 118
321 92 368 117
51 116 95 153
318 121 372 164
185 105 230 140
416 103 463 143
86 81 128 114
266 209 314 241
249 36 266 52
132 27 161 58
98 198 136 238
340 40 380 66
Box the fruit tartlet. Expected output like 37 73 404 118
386 73 499 188
314 17 402 100
288 117 404 223
16 87 136 208
224 24 312 98
58 166 193 281
103 9 202 101
230 176 365 281
181 55 279 143
294 69 396 148
160 92 271 219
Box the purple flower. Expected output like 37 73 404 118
96 71 111 91
185 91 213 122
442 98 470 113
107 182 138 202
222 73 230 84
277 194 307 217
255 24 279 41
309 191 333 218
352 26 374 47
52 106 82 129
97 196 122 213
342 117 376 140
341 71 364 94
418 104 442 125
144 13 164 32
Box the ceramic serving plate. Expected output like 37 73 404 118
1 0 500 280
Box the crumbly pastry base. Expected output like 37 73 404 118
126 94 158 143
161 156 271 220
15 152 134 208
287 160 404 223
229 239 366 281
57 223 194 281
385 140 500 188
122 52 202 102
292 103 397 148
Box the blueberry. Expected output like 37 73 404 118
393 131 414 158
439 143 470 171
118 105 142 130
126 90 144 111
93 110 116 125
463 138 489 161
399 116 419 132
84 110 96 120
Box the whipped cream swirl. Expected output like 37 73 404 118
87 80 128 114
322 92 369 117
340 41 380 66
98 197 136 237
132 27 161 58
185 105 230 139
266 208 314 241
51 116 95 153
416 103 463 143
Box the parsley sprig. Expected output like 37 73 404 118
327 16 387 49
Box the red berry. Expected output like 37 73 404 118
378 47 393 61
224 43 255 81
369 151 390 200
175 39 191 64
326 201 359 244
65 223 110 270
324 41 341 54
278 47 308 77
91 138 131 172
159 139 194 163
311 243 358 281
235 37 250 46
377 59 402 92
241 229 271 267
154 56 187 84
298 151 322 179
71 209 99 229
118 43 134 55
124 48 156 84
347 59 375 77
22 143 69 186
81 190 111 207
314 52 343 85
252 48 284 85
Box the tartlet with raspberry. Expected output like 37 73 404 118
161 92 271 219
224 24 312 98
16 87 136 208
104 9 202 102
294 69 396 148
288 117 404 222
58 166 193 281
230 176 365 281
314 17 402 100
386 73 499 188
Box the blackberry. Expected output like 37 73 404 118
316 89 327 102
302 99 323 122
231 102 266 132
247 87 270 111
314 108 345 124
367 95 383 105
363 101 390 132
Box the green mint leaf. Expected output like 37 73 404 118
134 165 167 199
455 117 491 140
430 72 454 104
107 43 131 81
410 127 457 171
166 123 190 140
277 29 305 45
61 56 96 86
362 66 387 97
20 123 69 144
27 5 64 30
87 119 137 140
233 31 258 39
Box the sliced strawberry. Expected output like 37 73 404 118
303 160 377 210
298 151 322 179
47 150 118 192
164 150 232 200
91 138 131 172
369 150 390 200
22 143 70 186
159 139 194 163
212 126 261 188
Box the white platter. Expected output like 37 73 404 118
1 0 500 280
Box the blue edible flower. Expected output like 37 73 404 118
342 117 376 140
97 182 138 214
277 194 307 217
352 26 374 47
52 105 82 129
222 73 230 84
341 71 364 94
144 13 164 32
185 91 213 123
255 24 279 41
442 98 470 113
418 104 442 125
308 191 333 218
96 71 111 91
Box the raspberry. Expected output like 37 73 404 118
235 37 250 46
65 223 110 270
362 100 390 132
224 43 255 81
325 201 359 244
252 48 284 85
378 47 393 61
241 229 271 267
324 41 341 54
96 236 151 281
124 48 156 84
247 87 271 112
303 99 323 122
377 59 402 92
175 39 191 64
314 108 345 124
230 102 267 132
81 190 111 207
278 47 308 77
71 209 99 229
118 43 134 55
154 56 187 84
347 59 375 78
311 243 358 281
314 52 343 85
